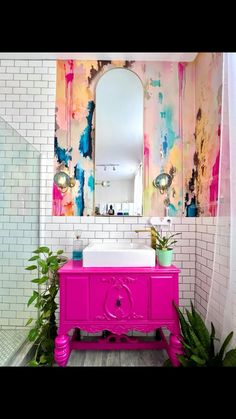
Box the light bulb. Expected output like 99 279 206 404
54 172 70 189
101 181 110 187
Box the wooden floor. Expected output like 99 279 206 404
67 349 168 367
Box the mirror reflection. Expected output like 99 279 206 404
94 68 143 216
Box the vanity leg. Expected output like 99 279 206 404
54 334 70 367
168 333 183 367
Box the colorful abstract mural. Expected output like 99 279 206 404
183 53 223 216
54 60 186 216
53 55 223 217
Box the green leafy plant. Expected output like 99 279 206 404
164 301 236 367
25 246 67 366
156 230 181 251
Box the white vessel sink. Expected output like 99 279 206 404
83 242 156 267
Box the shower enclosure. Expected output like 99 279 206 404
0 116 41 366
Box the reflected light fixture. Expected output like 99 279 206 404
95 181 111 187
101 181 110 187
153 173 172 194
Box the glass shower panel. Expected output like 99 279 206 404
0 116 41 366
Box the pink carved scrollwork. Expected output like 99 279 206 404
98 275 144 321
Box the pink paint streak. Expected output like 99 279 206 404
178 63 185 139
53 183 64 216
209 151 220 216
64 60 74 150
144 133 150 187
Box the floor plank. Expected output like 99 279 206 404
67 349 167 367
102 351 121 366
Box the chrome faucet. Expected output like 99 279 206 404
134 225 157 250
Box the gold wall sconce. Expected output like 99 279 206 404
53 164 76 193
153 173 172 194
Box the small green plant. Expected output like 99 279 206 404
156 231 181 251
164 301 236 367
25 246 67 366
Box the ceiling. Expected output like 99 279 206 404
0 52 198 61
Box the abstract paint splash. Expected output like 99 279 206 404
184 53 223 216
54 137 72 167
79 100 95 159
74 162 85 216
53 55 222 217
54 60 185 216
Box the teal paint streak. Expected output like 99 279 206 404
162 105 178 155
88 173 94 192
158 92 163 104
150 79 161 87
168 203 178 216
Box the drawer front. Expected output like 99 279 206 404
150 275 178 320
90 274 148 321
63 275 89 321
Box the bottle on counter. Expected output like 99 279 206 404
72 231 84 261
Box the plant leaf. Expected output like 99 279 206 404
34 246 50 254
177 355 189 366
219 331 234 360
188 328 209 360
223 349 236 366
39 355 48 364
57 249 64 255
210 322 215 357
31 276 48 284
25 318 34 327
189 306 211 352
28 255 40 261
190 354 206 365
28 328 38 342
173 302 191 344
27 291 39 307
28 360 39 367
25 265 38 271
43 310 51 318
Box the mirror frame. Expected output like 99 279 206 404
93 67 145 217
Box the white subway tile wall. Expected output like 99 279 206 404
1 59 222 331
195 217 230 337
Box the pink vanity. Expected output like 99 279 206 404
54 260 182 366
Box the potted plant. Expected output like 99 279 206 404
164 301 236 366
156 231 180 267
25 246 67 366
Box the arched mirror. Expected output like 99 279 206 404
94 68 144 216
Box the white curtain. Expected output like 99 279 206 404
205 53 236 348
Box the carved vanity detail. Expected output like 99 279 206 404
54 260 182 366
